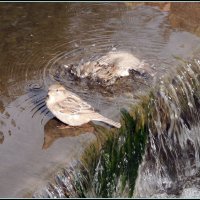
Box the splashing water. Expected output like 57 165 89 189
135 58 200 197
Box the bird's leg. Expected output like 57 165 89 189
57 124 75 129
57 123 92 130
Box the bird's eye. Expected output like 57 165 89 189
56 89 59 92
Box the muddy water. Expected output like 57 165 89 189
0 3 200 197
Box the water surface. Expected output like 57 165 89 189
0 3 200 197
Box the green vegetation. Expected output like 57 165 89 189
78 100 149 198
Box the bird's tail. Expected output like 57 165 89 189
93 114 121 128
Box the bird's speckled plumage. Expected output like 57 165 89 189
46 84 121 128
70 51 153 85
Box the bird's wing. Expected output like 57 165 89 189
57 94 95 115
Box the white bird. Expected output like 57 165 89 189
46 84 121 128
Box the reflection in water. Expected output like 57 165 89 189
0 2 200 197
43 119 94 149
169 3 200 37
125 2 171 12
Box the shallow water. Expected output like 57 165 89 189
1 3 200 197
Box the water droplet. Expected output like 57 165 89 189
112 47 117 51
63 65 69 69
74 43 79 47
188 102 193 108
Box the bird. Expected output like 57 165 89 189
46 84 121 128
70 51 154 85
